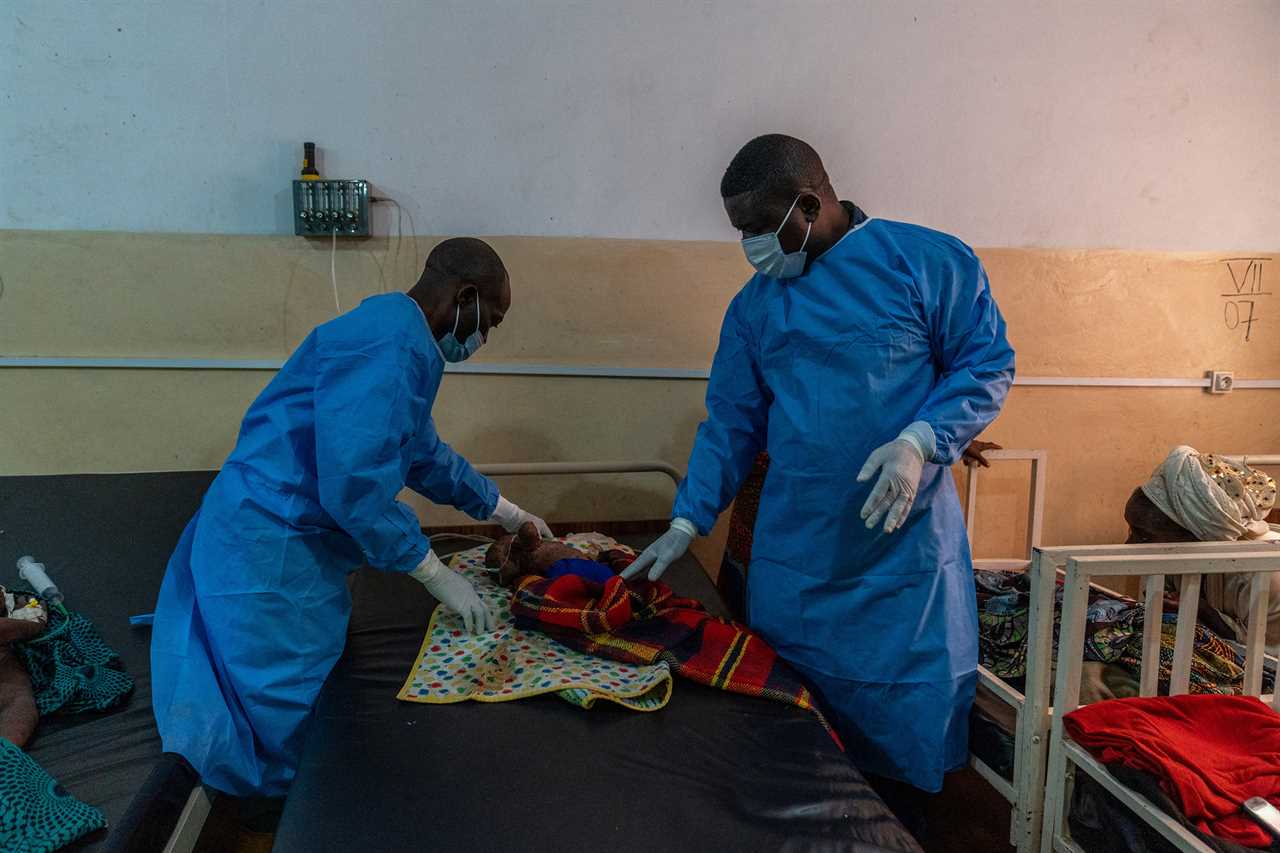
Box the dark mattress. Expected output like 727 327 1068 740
0 471 217 851
275 539 920 852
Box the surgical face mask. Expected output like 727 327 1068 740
439 299 485 363
740 194 812 279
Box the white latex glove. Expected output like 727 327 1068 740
620 519 697 582
857 424 933 534
490 495 553 540
409 551 494 634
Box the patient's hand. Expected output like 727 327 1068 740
963 440 1002 468
1079 662 1117 705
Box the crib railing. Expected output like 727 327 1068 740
1040 546 1280 853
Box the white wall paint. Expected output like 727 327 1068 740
3 1 1277 249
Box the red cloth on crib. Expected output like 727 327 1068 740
1064 695 1280 848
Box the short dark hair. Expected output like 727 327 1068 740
720 134 826 199
421 237 507 286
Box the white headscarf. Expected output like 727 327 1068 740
1140 446 1275 542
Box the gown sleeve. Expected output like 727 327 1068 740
672 295 771 535
405 417 499 521
911 240 1016 465
313 342 431 573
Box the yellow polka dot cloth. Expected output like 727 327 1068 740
398 534 673 712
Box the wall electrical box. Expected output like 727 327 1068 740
293 179 370 237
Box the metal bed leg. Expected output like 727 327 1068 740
161 786 213 853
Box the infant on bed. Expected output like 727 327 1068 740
484 522 632 586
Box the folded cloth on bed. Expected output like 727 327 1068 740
0 736 106 853
13 602 133 716
510 555 837 741
399 536 674 712
1065 695 1280 849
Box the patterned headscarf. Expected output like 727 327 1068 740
1141 446 1277 542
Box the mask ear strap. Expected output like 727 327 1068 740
798 220 812 254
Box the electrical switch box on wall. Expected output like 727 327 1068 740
293 179 370 236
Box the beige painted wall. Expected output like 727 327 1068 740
3 230 1278 564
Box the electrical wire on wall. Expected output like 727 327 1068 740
371 196 418 282
330 228 340 312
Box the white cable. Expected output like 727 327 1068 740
401 202 419 275
330 228 341 312
378 197 415 278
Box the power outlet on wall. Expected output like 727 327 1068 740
1208 370 1234 394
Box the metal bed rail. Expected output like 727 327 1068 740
474 460 682 488
1040 547 1280 853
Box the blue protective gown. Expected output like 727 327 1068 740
151 293 498 797
673 215 1015 792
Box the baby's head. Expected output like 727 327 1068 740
484 522 582 587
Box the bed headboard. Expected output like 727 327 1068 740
963 449 1047 571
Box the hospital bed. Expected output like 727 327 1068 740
963 452 1280 853
1040 545 1280 852
262 460 922 853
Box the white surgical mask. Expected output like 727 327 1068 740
740 194 812 279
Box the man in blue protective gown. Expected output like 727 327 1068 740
152 237 553 799
623 135 1015 835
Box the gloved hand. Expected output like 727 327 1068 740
410 551 494 634
620 519 697 582
490 495 553 539
857 423 933 534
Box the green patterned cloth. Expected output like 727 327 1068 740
14 604 133 716
0 737 105 852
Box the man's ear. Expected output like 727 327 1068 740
798 193 822 223
456 283 479 307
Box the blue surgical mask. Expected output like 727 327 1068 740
439 299 485 363
740 194 812 279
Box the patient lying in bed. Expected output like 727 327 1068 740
1125 446 1280 647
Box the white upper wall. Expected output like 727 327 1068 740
3 1 1277 250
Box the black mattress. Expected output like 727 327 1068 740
0 471 216 851
274 536 922 853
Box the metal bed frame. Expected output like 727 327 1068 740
972 453 1280 853
1040 546 1280 852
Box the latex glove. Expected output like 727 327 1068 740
857 425 932 534
409 551 494 634
620 519 697 582
490 495 553 540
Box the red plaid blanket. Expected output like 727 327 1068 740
511 552 838 744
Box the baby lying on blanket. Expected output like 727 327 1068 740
484 522 633 587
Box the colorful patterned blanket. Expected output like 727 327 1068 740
399 535 673 712
510 552 837 743
975 569 1273 695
